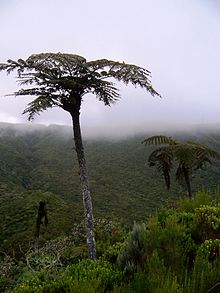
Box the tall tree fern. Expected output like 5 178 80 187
0 52 160 259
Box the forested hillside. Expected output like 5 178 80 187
1 122 220 254
1 122 220 292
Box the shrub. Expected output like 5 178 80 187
195 205 220 241
117 223 147 275
11 258 123 293
185 253 220 293
147 252 183 293
66 258 122 290
197 239 220 262
146 213 196 274
102 242 125 264
177 191 212 213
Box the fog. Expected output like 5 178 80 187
0 0 220 137
1 120 220 142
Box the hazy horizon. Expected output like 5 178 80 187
1 120 220 140
1 0 220 135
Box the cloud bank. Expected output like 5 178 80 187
0 0 220 136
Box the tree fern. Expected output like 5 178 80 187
144 135 220 198
0 52 160 259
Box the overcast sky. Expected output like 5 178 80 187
0 0 220 135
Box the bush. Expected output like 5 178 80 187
117 223 147 275
177 191 212 212
147 251 183 293
195 205 220 241
185 253 220 293
5 190 220 293
197 239 220 262
11 258 123 293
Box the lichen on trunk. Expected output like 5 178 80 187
70 104 96 260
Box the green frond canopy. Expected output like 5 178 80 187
0 52 160 120
148 146 173 190
87 59 160 96
142 135 177 146
144 135 220 194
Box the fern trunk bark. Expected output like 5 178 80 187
70 105 96 260
182 165 193 199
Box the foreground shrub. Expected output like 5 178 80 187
185 252 220 293
117 214 196 277
4 191 220 293
117 222 147 275
11 258 123 293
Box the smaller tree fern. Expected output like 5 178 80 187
143 136 220 198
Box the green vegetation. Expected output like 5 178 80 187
1 124 220 256
1 191 220 292
1 124 220 291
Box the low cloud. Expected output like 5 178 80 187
0 0 220 132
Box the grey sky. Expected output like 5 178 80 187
0 0 220 135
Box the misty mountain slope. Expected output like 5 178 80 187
0 188 83 255
26 128 182 218
0 123 220 224
85 139 178 219
0 130 32 191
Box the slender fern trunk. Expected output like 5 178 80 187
182 165 193 199
70 103 96 260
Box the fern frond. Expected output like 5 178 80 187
194 145 220 160
87 59 160 97
0 52 160 119
143 135 177 146
148 146 173 190
22 96 58 121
